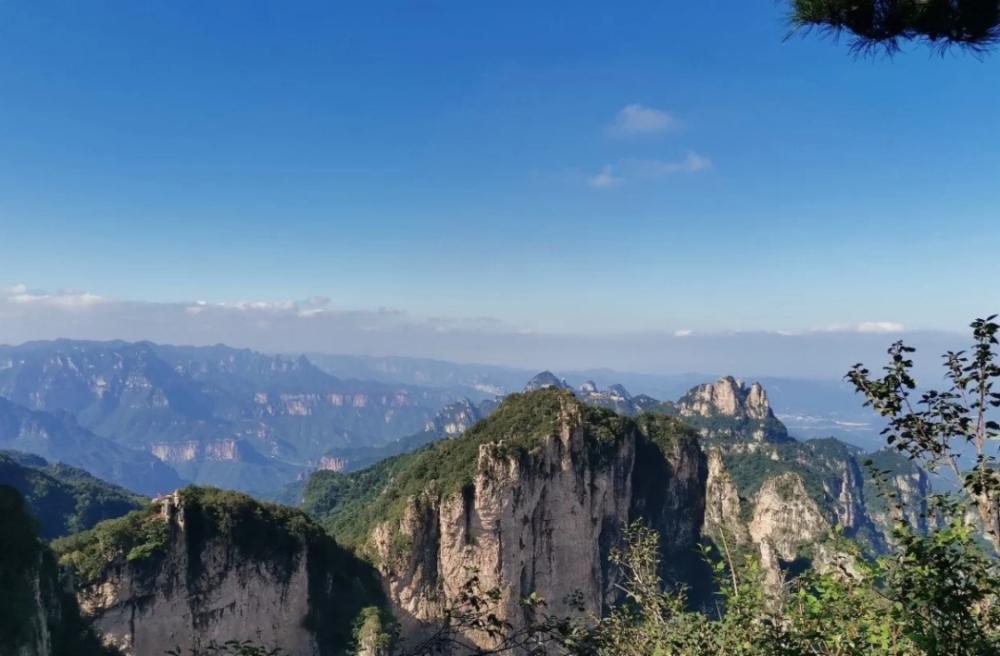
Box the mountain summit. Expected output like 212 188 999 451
523 370 570 391
673 376 791 443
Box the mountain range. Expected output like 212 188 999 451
3 357 937 656
0 340 460 494
306 354 885 448
0 337 894 502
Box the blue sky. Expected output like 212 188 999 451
1 0 998 340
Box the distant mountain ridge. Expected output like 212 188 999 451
0 396 186 496
305 353 885 449
0 340 458 493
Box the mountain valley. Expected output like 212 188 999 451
0 341 461 494
1 346 941 656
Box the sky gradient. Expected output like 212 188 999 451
1 1 998 354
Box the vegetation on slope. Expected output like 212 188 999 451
300 389 703 555
721 440 856 508
53 485 389 656
303 389 571 548
0 450 144 540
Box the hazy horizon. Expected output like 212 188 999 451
0 282 977 381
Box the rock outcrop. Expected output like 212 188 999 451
352 390 706 643
523 371 570 391
674 377 792 443
422 398 482 436
58 488 388 656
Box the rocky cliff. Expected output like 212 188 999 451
670 376 792 443
54 487 389 656
309 390 706 644
699 434 931 592
619 376 930 596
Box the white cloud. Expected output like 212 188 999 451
607 104 678 137
588 166 621 188
674 329 693 337
215 300 297 312
857 321 906 334
588 152 711 188
812 322 906 334
2 287 107 308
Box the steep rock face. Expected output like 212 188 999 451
670 376 934 594
673 377 791 443
318 455 350 472
702 448 748 545
422 398 482 436
357 391 706 641
748 473 829 561
863 448 935 538
700 436 932 593
149 439 247 463
372 406 633 629
58 488 387 656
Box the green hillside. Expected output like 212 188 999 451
0 451 145 540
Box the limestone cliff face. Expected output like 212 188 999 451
748 474 829 561
675 377 791 443
67 489 386 656
700 436 932 595
364 395 705 640
422 398 482 436
703 449 748 545
149 439 247 463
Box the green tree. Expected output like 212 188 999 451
784 0 1000 55
846 315 1000 553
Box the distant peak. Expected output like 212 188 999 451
606 384 632 400
580 380 598 393
524 371 569 392
675 376 789 443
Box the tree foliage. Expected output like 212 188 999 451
784 0 1000 55
846 314 1000 552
